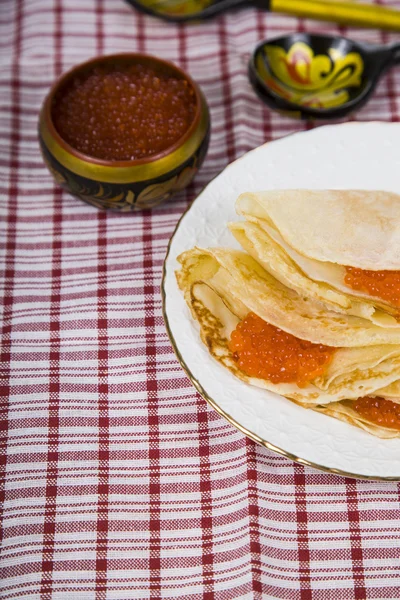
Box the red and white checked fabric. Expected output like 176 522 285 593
1 1 400 598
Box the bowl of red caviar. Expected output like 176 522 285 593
39 53 210 211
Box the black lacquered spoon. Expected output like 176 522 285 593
127 0 400 30
249 33 400 120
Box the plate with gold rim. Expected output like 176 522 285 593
162 121 400 480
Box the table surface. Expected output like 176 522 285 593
2 1 400 598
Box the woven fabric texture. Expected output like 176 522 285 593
1 1 400 598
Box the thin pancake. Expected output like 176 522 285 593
376 380 400 398
235 191 400 315
314 401 400 439
177 247 400 347
236 190 400 270
176 248 400 407
229 220 399 325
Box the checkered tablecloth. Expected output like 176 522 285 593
2 1 400 598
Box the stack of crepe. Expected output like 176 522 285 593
176 190 400 438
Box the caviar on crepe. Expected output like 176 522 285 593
354 396 400 430
228 312 335 387
345 267 400 307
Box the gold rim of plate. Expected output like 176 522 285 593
161 139 400 483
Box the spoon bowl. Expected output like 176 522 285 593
126 0 400 31
127 0 243 20
249 33 400 119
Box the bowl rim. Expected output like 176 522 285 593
42 52 203 168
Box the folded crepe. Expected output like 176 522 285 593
377 380 400 397
178 247 400 347
176 247 400 437
314 397 400 439
232 190 400 325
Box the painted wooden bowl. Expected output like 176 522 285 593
39 53 210 211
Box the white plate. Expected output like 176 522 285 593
162 122 400 480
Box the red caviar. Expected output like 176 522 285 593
354 396 400 430
228 312 335 387
344 267 400 307
52 63 197 161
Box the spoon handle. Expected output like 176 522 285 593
387 43 400 65
262 0 400 32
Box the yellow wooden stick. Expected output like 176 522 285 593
271 0 400 31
